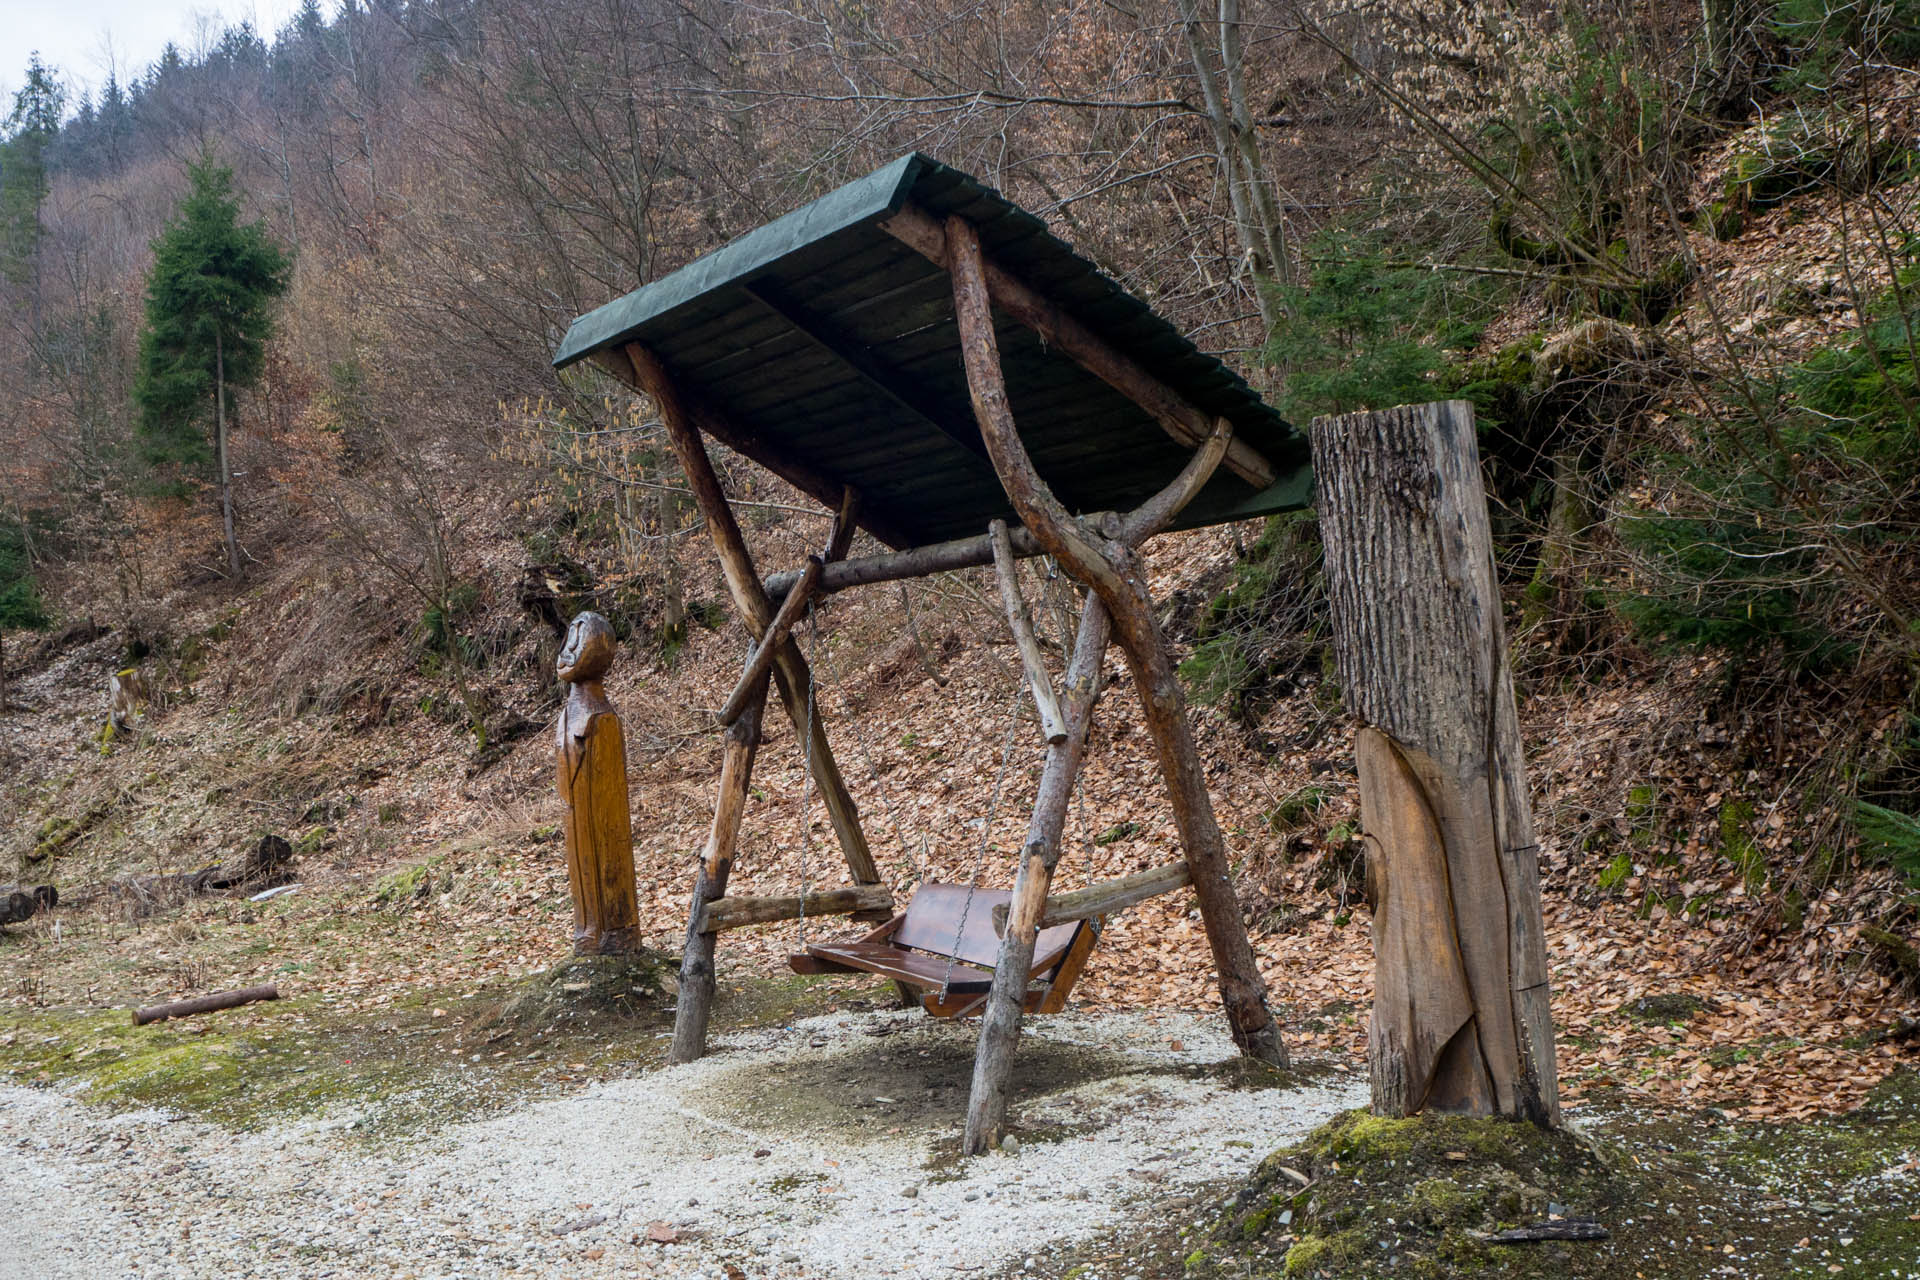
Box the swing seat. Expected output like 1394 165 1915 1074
788 884 1098 1018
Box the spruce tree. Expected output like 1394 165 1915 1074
133 153 290 578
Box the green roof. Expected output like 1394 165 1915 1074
555 153 1310 549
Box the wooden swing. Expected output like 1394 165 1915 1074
553 152 1312 1154
789 884 1098 1018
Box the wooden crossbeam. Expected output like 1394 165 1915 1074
698 885 893 933
990 860 1192 935
763 517 1113 600
878 203 1278 490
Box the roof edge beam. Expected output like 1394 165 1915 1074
877 202 1277 490
739 280 998 472
592 345 918 550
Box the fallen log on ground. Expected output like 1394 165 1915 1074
132 984 281 1026
0 884 58 925
115 834 294 912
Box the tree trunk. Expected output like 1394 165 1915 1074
1311 400 1559 1126
216 330 241 579
133 985 279 1026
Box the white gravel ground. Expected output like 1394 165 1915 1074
3 1009 1363 1278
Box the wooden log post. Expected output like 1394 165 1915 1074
1311 399 1559 1126
670 672 770 1065
964 591 1111 1154
555 612 642 955
626 342 881 889
947 214 1287 1153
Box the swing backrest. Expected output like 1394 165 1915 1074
894 884 1085 972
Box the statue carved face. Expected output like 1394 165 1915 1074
556 611 616 684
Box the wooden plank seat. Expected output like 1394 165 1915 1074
788 883 1097 1017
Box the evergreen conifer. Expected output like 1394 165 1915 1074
133 153 290 578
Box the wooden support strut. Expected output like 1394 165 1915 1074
720 555 822 725
989 519 1068 745
763 516 1115 601
946 213 1287 1157
964 589 1112 1154
990 859 1193 935
626 343 880 891
698 885 892 933
670 667 768 1066
593 344 917 551
879 203 1277 491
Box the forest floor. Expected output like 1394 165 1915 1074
2 483 1917 1278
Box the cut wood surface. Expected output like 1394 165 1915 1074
132 984 280 1026
989 859 1192 934
1312 399 1559 1125
697 885 892 933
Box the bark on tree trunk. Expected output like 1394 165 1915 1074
216 331 241 579
1311 400 1559 1126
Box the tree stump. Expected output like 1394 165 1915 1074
1311 400 1559 1126
555 612 641 955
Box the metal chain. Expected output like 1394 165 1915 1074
941 676 1027 1001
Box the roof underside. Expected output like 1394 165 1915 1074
555 153 1311 550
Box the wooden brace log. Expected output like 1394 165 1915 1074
719 556 822 725
990 859 1192 934
763 516 1117 600
626 342 880 888
132 985 279 1026
989 519 1067 744
698 885 892 933
881 203 1276 490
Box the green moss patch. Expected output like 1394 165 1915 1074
1023 1076 1920 1279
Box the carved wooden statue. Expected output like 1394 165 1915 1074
555 611 640 954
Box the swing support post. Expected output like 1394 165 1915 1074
671 669 769 1065
964 590 1111 1151
945 212 1287 1152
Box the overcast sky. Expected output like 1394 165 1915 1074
3 0 308 105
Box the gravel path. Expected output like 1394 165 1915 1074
4 1009 1363 1278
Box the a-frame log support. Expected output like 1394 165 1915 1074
625 343 890 1065
944 214 1286 1155
626 343 881 891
